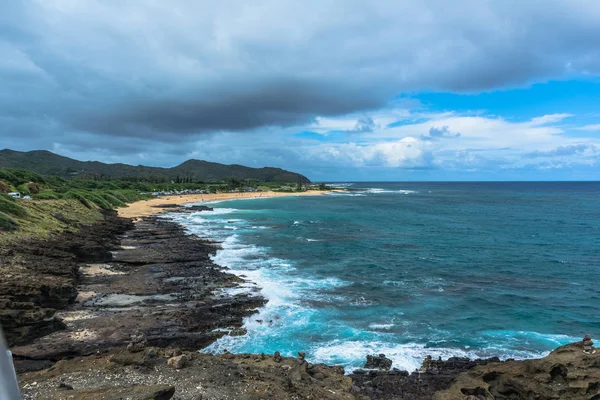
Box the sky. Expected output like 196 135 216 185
1 1 600 181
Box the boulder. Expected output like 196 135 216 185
364 354 392 371
167 354 188 369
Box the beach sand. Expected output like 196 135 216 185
117 190 330 218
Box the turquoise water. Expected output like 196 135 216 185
170 182 600 371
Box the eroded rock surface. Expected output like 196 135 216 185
7 210 600 400
8 214 265 366
19 350 355 400
436 341 600 400
0 210 132 346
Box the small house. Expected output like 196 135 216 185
8 192 21 199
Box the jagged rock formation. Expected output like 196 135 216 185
7 214 265 366
436 340 600 400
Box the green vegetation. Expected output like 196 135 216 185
0 149 311 183
0 161 325 241
0 211 19 232
0 198 103 243
0 194 28 218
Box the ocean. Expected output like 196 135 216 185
168 182 600 371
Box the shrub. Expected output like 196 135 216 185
27 182 41 194
0 180 11 193
98 192 125 207
115 190 142 203
85 193 112 210
0 170 17 184
0 196 28 218
16 184 31 196
64 190 93 209
0 211 19 232
109 191 128 202
4 169 46 185
35 191 61 200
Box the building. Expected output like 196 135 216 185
7 192 21 199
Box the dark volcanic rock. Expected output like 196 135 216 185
187 205 214 212
19 351 354 400
350 355 500 399
47 384 176 400
0 210 133 346
364 353 393 371
437 342 600 400
10 215 265 362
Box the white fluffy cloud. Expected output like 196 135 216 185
308 137 433 168
288 110 599 174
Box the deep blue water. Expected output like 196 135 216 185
169 182 600 371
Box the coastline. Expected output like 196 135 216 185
117 189 332 218
6 208 600 399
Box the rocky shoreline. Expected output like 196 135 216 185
2 210 599 399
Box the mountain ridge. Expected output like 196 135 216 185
0 149 310 183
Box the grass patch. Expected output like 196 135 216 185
0 199 103 245
0 211 18 232
0 195 28 218
35 191 62 200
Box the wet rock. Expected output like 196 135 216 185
350 354 499 399
229 327 247 336
364 353 392 371
167 354 187 369
187 205 214 212
298 352 306 361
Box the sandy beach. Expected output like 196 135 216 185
117 190 330 218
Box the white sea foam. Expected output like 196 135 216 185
310 337 557 372
364 188 417 194
191 207 239 216
327 192 365 197
171 203 571 375
481 330 579 347
369 323 395 330
327 183 355 188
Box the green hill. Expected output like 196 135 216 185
0 149 310 183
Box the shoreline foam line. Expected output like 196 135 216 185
163 197 580 372
117 190 336 219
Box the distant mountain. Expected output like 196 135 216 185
0 149 310 183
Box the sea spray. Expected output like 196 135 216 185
167 182 599 370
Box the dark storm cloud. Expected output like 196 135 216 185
1 0 600 151
71 81 382 138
